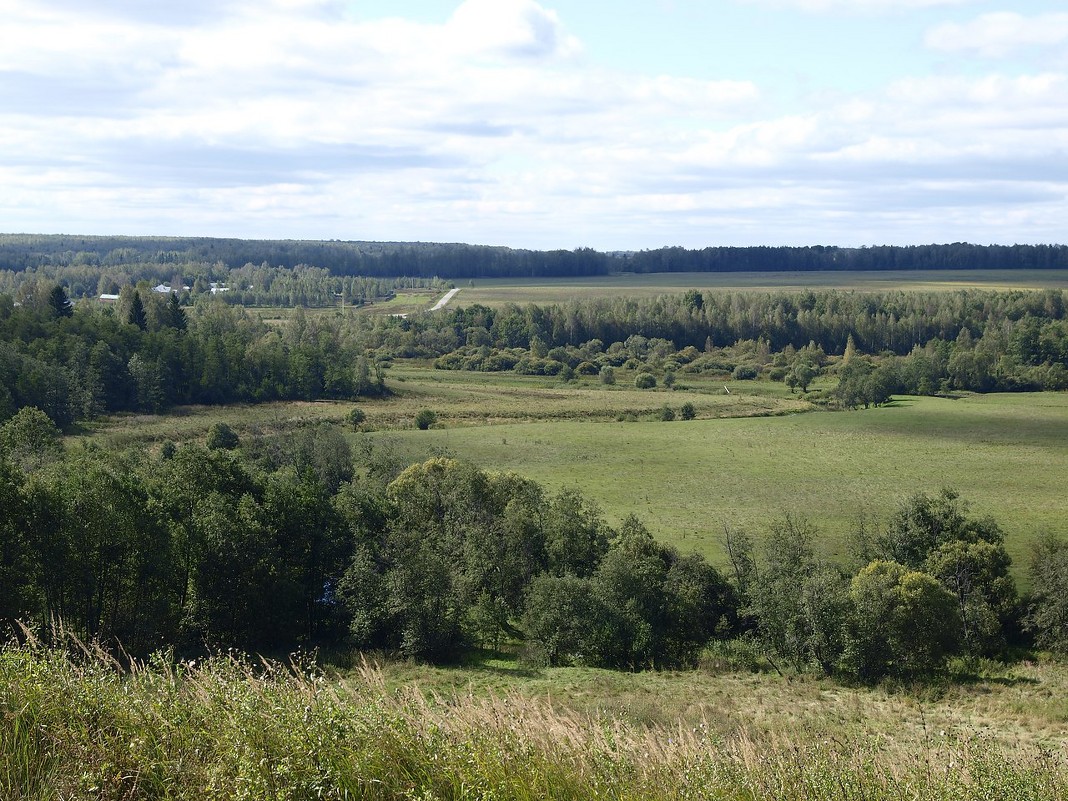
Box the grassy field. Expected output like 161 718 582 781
373 650 1068 751
458 269 1068 306
364 386 1068 573
6 638 1068 800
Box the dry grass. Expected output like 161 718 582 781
4 632 1068 800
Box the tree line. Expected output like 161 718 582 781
3 234 1067 284
0 286 389 428
418 289 1068 394
2 412 1067 680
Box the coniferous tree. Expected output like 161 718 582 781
127 291 148 331
47 284 73 318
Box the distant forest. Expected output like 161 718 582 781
1 235 1066 295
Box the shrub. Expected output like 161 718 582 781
415 409 437 430
599 366 615 385
732 364 759 380
634 373 656 390
680 402 696 420
347 407 367 430
659 406 676 422
206 421 239 450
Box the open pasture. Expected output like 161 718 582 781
461 269 1068 306
366 389 1068 574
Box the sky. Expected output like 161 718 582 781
1 0 1066 250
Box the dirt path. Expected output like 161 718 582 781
431 287 461 311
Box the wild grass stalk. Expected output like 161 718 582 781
0 636 1065 800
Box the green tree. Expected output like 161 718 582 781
800 565 852 675
206 421 239 450
25 448 173 651
163 293 187 330
634 373 656 389
660 552 738 666
47 284 73 318
923 538 1015 655
0 406 62 470
128 354 164 413
1025 535 1068 652
680 401 696 420
0 454 31 623
786 361 817 393
415 409 437 430
544 488 611 578
869 490 1016 655
834 359 873 409
590 517 671 668
347 407 367 430
260 467 348 644
522 573 611 666
748 515 820 669
127 291 148 331
844 560 961 681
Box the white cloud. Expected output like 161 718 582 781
737 0 974 12
446 0 581 59
1 0 1067 247
925 12 1068 58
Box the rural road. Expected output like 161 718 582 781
431 287 461 311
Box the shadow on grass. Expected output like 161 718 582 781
457 647 542 679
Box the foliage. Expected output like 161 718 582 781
745 514 823 670
414 408 437 430
0 407 62 469
346 406 366 430
205 421 239 450
867 489 1017 656
634 372 656 389
844 560 961 680
1025 534 1068 652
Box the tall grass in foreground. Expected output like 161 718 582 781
1 638 1065 800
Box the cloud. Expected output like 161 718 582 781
736 0 974 12
925 13 1068 58
446 0 581 59
0 0 1066 247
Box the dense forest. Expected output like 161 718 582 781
1 234 1066 290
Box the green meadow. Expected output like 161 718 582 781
368 389 1068 574
460 269 1068 305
